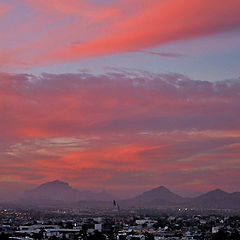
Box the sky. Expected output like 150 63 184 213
0 0 240 198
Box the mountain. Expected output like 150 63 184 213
23 180 114 202
231 191 240 199
120 187 240 209
135 186 183 202
13 182 240 209
190 189 240 209
196 189 229 199
24 180 80 201
120 186 184 208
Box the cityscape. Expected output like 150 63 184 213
0 181 240 239
1 0 240 239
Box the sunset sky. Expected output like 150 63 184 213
0 0 240 198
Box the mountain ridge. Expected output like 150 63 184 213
5 180 240 209
23 180 115 202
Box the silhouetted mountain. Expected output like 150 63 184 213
6 182 240 209
24 180 79 201
120 186 184 208
190 189 240 209
136 186 183 202
231 191 240 199
119 187 240 209
23 180 114 202
196 189 228 199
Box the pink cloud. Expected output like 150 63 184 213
1 0 240 68
0 3 10 17
0 71 240 194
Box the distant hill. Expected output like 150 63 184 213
24 180 80 201
6 181 240 210
136 186 183 206
135 186 183 202
23 180 114 202
120 187 240 209
189 189 240 209
120 186 184 208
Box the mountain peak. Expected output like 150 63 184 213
147 185 173 194
195 188 229 200
38 180 70 189
212 188 224 192
208 188 227 195
135 185 182 203
23 180 114 202
154 186 170 191
23 180 78 201
44 180 69 185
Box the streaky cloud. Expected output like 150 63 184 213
0 0 240 68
